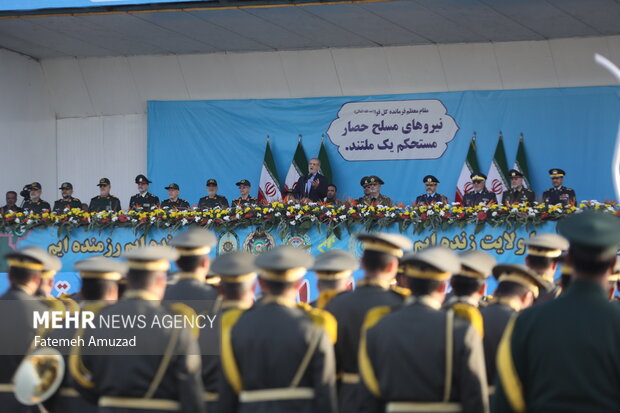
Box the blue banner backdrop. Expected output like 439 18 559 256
0 223 556 300
0 0 209 12
147 86 620 207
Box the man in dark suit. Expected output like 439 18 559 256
293 158 328 202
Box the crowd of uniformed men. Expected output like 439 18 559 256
0 209 618 413
1 163 578 215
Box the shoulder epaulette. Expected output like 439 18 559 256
299 305 338 344
390 285 411 299
221 308 247 394
168 302 199 339
452 302 484 337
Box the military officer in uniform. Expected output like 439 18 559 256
160 183 190 211
356 176 394 207
70 246 204 413
493 211 620 413
198 179 229 210
219 246 338 413
129 174 160 210
22 182 51 214
480 264 547 393
44 256 126 413
523 233 568 302
89 178 121 212
211 251 257 313
443 250 497 329
165 226 221 410
324 232 412 413
415 175 449 205
201 251 258 412
231 179 257 208
0 247 53 413
165 227 219 308
358 246 489 413
463 173 498 207
501 170 535 205
542 168 576 206
310 249 357 309
53 182 83 213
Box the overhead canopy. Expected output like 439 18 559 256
1 0 619 59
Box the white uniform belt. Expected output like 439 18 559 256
59 387 80 397
204 391 218 402
99 396 180 411
340 372 360 384
239 387 315 403
386 402 463 413
0 384 14 393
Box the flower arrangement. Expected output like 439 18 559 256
1 201 618 239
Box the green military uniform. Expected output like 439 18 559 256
161 183 190 211
23 182 51 214
493 212 620 412
359 246 489 413
53 197 82 213
198 179 229 210
231 196 258 208
232 179 258 207
501 169 535 204
53 182 82 213
198 195 229 210
480 264 547 391
324 233 412 413
310 249 357 309
0 247 55 413
356 176 394 207
70 246 204 413
44 257 126 413
161 199 190 210
89 195 121 212
89 178 122 212
542 168 576 206
219 246 338 413
22 199 51 214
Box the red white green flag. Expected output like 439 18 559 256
258 138 282 204
512 134 531 189
486 133 510 199
284 139 308 194
455 135 480 204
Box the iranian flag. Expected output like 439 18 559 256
512 135 531 189
284 140 308 194
455 136 480 204
258 139 282 204
486 134 510 199
318 137 333 185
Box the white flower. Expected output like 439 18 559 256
339 215 346 220
181 218 188 225
111 216 118 222
492 211 498 217
224 216 230 221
